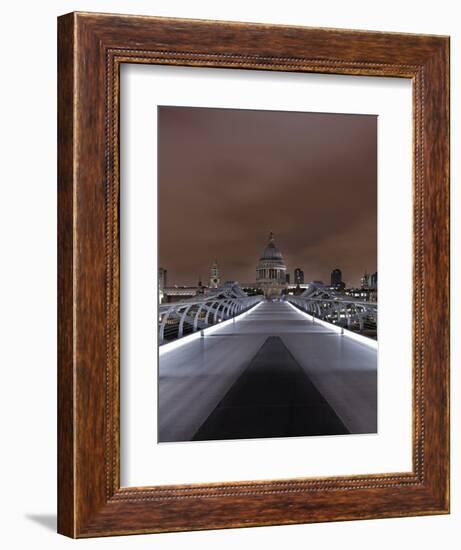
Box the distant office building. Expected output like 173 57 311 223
158 268 167 304
294 268 304 285
361 271 377 290
331 268 343 287
159 267 167 290
370 272 378 290
209 259 221 288
361 271 370 289
285 273 290 284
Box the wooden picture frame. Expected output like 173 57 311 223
57 12 450 537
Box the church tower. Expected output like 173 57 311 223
209 259 221 289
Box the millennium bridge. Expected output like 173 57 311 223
158 282 377 443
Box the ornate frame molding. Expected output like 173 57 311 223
58 12 449 537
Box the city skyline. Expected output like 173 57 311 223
160 258 376 290
159 106 377 288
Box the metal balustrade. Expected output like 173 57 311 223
159 281 377 344
159 283 263 345
285 283 377 335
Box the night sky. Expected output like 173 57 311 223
158 106 377 288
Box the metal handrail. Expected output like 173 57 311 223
159 291 262 345
286 295 377 332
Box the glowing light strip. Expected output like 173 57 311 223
159 300 263 355
285 300 378 349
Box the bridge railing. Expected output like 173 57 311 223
159 295 263 345
286 295 377 334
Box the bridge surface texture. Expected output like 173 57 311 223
158 301 377 443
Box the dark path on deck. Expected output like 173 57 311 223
192 336 349 441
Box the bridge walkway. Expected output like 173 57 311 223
158 301 377 442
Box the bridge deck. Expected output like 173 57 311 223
158 301 377 443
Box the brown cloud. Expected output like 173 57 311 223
159 106 377 288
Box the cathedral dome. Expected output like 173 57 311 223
260 236 284 261
259 232 285 263
256 232 287 290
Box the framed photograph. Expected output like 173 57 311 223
58 12 450 537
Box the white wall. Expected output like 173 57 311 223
0 1 458 548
